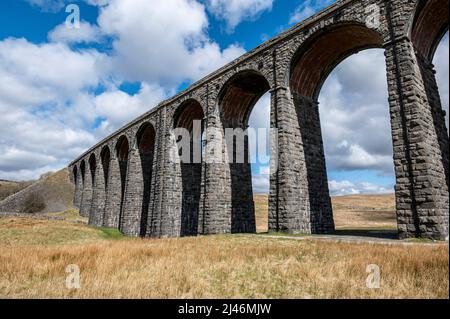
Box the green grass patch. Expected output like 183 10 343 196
97 227 125 240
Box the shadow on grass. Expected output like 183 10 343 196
332 229 399 240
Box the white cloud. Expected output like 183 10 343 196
94 83 167 135
289 0 334 24
329 180 393 196
0 37 170 181
289 6 315 24
319 49 394 175
252 174 270 194
0 38 104 180
1 0 247 181
96 0 245 85
206 0 273 31
0 148 57 172
7 0 254 183
48 21 102 44
319 38 449 176
0 38 109 98
24 0 67 12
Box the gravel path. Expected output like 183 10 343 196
254 234 449 246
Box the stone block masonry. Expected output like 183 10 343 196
69 0 449 240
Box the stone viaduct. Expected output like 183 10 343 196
69 0 449 240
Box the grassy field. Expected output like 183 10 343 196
0 194 448 299
254 194 397 233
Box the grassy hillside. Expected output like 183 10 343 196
0 216 447 299
0 180 34 201
0 169 74 214
254 194 397 232
0 217 119 246
332 194 396 229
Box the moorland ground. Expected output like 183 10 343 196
0 194 448 299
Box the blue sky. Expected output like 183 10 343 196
0 0 448 196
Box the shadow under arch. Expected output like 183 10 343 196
88 153 97 191
100 145 111 190
218 70 271 233
135 122 156 237
72 165 78 184
173 99 205 236
115 135 129 230
72 165 79 207
78 159 87 216
80 160 86 187
289 23 385 234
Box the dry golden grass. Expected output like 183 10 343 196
0 218 103 246
254 195 269 233
0 216 448 299
45 210 89 224
331 194 396 229
0 180 33 201
254 194 397 232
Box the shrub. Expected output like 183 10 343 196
22 193 46 214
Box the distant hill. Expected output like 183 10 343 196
0 169 74 214
0 180 34 201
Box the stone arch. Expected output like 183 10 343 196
173 99 204 132
87 145 110 226
173 99 205 236
90 149 108 227
409 0 449 62
120 123 157 237
115 135 129 229
281 23 385 234
217 70 271 233
136 122 156 157
289 23 384 101
218 70 271 128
